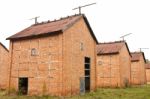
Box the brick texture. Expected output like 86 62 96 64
146 69 150 84
131 53 146 85
8 17 96 96
97 43 131 87
145 64 150 84
0 44 9 89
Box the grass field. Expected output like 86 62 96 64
1 85 150 99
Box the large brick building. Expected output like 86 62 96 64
0 42 9 89
131 52 146 85
6 14 98 96
96 41 131 88
145 63 150 84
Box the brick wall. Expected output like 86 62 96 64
96 44 131 88
131 61 141 85
9 17 96 96
0 44 9 89
9 34 63 96
139 56 146 84
131 56 146 85
62 17 96 95
119 45 131 87
146 69 150 84
97 54 120 87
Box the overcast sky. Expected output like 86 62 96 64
0 0 150 59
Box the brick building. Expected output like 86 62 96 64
6 14 98 96
0 42 9 89
96 41 131 88
145 63 150 84
131 52 146 85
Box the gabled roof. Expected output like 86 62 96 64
0 42 9 52
97 41 131 55
145 63 150 69
6 14 98 43
131 52 146 63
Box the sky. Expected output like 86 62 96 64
0 0 150 59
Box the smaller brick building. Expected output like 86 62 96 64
145 63 150 84
0 42 9 89
96 41 131 88
131 52 146 85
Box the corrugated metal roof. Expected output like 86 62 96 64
6 14 98 43
145 63 150 69
131 52 141 62
131 52 146 63
97 41 128 55
7 15 81 40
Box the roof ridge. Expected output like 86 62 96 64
98 40 125 44
131 51 142 54
32 14 82 26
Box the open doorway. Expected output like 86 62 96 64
19 77 28 95
85 57 90 91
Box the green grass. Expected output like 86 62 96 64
1 85 150 99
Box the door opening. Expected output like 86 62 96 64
85 57 90 91
19 77 28 95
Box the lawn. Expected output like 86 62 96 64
1 85 150 99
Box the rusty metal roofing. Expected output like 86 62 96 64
6 14 98 43
131 52 146 63
97 41 130 55
145 63 150 69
